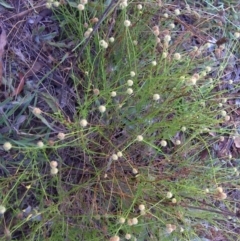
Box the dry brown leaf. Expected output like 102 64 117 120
25 61 43 78
233 136 240 148
0 24 7 86
11 72 25 97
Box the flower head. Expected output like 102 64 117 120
137 4 142 10
109 37 115 43
99 105 106 113
124 20 131 27
125 234 131 240
3 142 12 151
37 141 44 148
127 79 133 86
111 91 117 97
173 53 181 60
132 217 138 225
0 205 6 214
151 60 157 66
77 4 84 10
164 35 171 43
136 135 143 141
53 1 60 7
111 154 118 160
50 167 59 175
153 94 160 101
126 88 133 95
160 140 167 147
138 204 145 211
57 132 65 140
130 71 136 77
50 161 58 168
109 236 120 241
174 9 181 15
166 192 173 198
32 107 42 116
119 217 126 224
117 151 123 157
80 119 88 127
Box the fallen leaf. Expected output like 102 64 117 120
234 136 240 148
25 61 43 78
0 0 14 9
0 24 7 86
11 72 25 96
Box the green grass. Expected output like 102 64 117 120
1 0 240 240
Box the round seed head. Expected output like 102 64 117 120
126 88 133 95
0 205 6 214
138 204 145 211
133 40 138 45
99 105 106 113
37 141 44 148
217 187 223 193
175 140 181 145
166 192 173 198
3 142 12 151
169 23 175 29
164 35 171 43
234 32 240 38
111 154 118 160
160 140 167 147
50 167 59 175
173 53 181 60
50 161 58 168
57 132 65 140
32 107 42 116
181 126 186 132
119 217 126 224
130 71 136 77
111 91 117 97
93 88 100 95
132 217 138 225
124 20 131 27
117 151 123 157
77 3 84 10
151 60 157 66
174 9 181 15
162 52 168 58
137 4 142 10
46 2 52 8
221 110 227 117
163 13 169 18
127 79 133 86
136 135 143 141
109 236 120 241
153 94 160 101
125 233 131 240
109 37 115 42
80 119 88 127
53 1 60 7
132 168 138 174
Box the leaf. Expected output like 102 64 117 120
11 72 25 96
25 61 43 78
0 24 7 86
234 136 240 148
0 0 14 9
40 92 59 113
